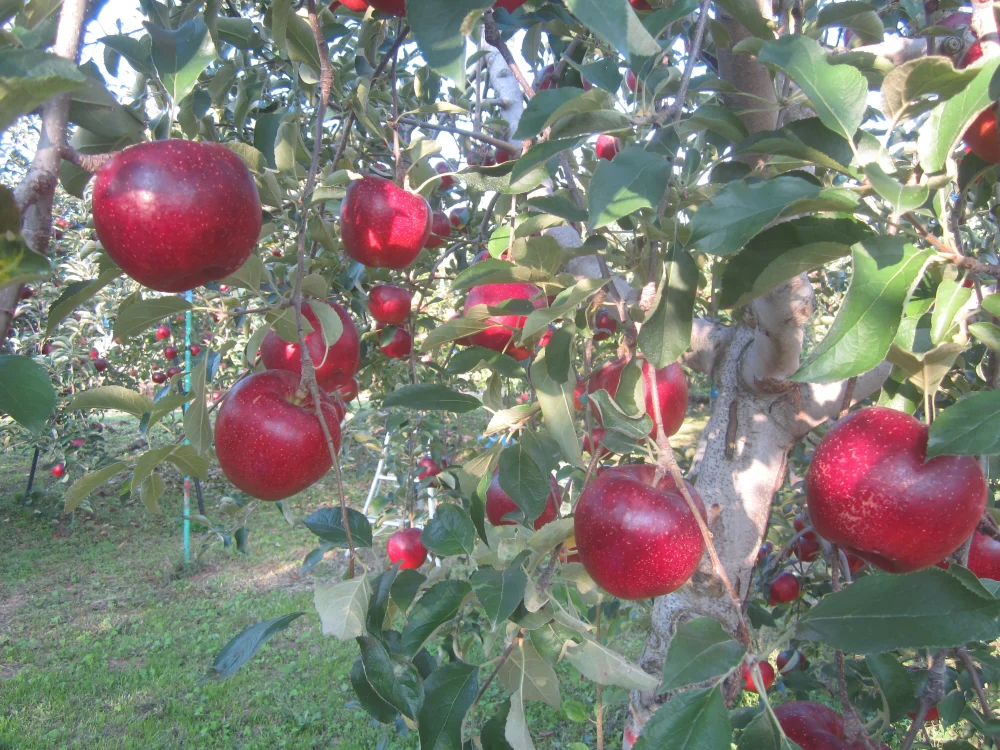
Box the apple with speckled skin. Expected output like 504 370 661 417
93 141 261 293
387 528 428 569
968 531 1000 580
806 407 986 573
461 283 546 361
574 464 705 600
486 469 560 529
768 572 800 604
259 300 360 392
595 135 620 161
588 356 688 439
774 702 847 750
215 370 342 501
369 285 412 325
341 176 431 268
741 660 775 692
379 326 412 359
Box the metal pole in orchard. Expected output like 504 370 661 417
182 290 193 564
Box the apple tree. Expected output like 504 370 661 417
3 0 1000 747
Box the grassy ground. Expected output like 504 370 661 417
0 408 711 750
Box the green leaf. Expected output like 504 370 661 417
505 687 533 750
882 56 979 122
919 57 1000 175
0 48 87 134
563 0 661 62
350 652 397 724
391 569 426 611
796 567 1000 652
791 236 933 383
638 247 698 369
307 299 344 355
520 277 607 341
498 443 550 525
367 565 397 637
588 146 670 230
587 390 653 453
383 383 482 413
758 36 867 141
63 462 128 513
408 0 492 83
354 634 424 721
514 88 587 141
163 443 209 480
210 612 305 680
866 653 916 722
100 34 154 77
931 279 972 346
865 163 929 215
422 504 476 557
497 638 561 708
401 580 472 656
145 16 217 104
564 640 659 691
183 355 211 455
633 685 732 750
314 574 371 641
451 259 551 292
735 117 853 173
687 175 821 256
220 252 264 292
718 217 871 309
530 343 582 468
815 1 883 44
302 507 374 549
417 662 478 750
45 269 120 337
926 390 1000 458
0 355 56 431
420 312 492 353
713 0 773 41
114 296 192 340
472 562 528 629
0 232 52 287
970 321 1000 352
737 710 802 750
659 617 746 692
68 385 155 418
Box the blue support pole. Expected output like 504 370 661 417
182 290 193 564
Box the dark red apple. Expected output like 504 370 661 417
19 286 34 300
215 369 342 501
435 163 454 191
768 572 800 604
595 135 620 161
626 70 640 93
155 325 171 340
424 211 452 249
593 308 618 341
341 176 430 269
51 463 66 478
71 438 86 447
41 342 53 355
574 464 705 600
968 531 1000 580
494 0 527 10
588 356 688 439
776 649 808 673
774 702 847 750
582 426 610 458
329 374 359 404
806 407 987 573
630 0 652 8
366 0 405 14
164 345 177 359
757 541 774 564
166 366 181 378
793 534 821 562
332 0 370 9
388 528 428 569
461 283 546 361
89 348 98 360
417 457 443 481
494 148 512 164
259 300 360 392
845 554 865 574
379 326 412 359
369 285 412 325
190 344 201 356
741 660 775 692
93 357 109 372
486 470 560 529
574 377 586 410
152 371 167 384
93 140 261 293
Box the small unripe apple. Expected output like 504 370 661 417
164 345 178 360
588 356 688 439
155 325 170 340
51 463 66 478
93 358 109 372
379 326 412 359
741 660 775 692
768 572 800 604
387 528 428 569
486 469 560 529
592 308 618 341
461 283 546 361
369 285 412 325
341 176 431 269
595 135 620 161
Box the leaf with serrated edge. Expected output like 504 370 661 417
660 617 747 691
64 462 128 513
497 639 561 708
564 640 658 691
315 574 370 640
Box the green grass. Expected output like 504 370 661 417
0 410 715 749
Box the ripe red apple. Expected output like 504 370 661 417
593 308 618 341
93 140 261 293
71 438 86 447
369 285 412 325
417 457 443 481
424 211 452 249
626 70 640 93
166 366 182 378
806 407 987 573
582 426 610 458
152 371 167 384
329 375 359 404
88 348 98 360
19 286 34 300
435 163 454 191
774 702 847 750
793 534 821 562
494 147 512 164
954 41 1000 163
41 342 53 355
595 135 620 161
155 325 170 340
968 531 1000 580
741 660 775 692
379 326 412 359
332 0 370 10
776 649 808 674
588 356 688 439
366 0 405 14
259 300 360 392
164 345 178 360
845 554 865 574
341 176 431 269
574 377 586 410
494 0 527 10
461 283 546 361
630 0 653 8
486 470 560 529
93 358 109 372
768 572 800 604
190 344 201 356
574 464 705 600
387 528 428 569
757 541 774 564
51 463 66 478
215 370 342 501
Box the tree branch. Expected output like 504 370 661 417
741 274 815 389
395 117 519 153
483 11 535 100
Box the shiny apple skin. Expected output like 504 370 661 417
462 283 546 361
369 285 412 325
93 140 261 293
387 528 428 569
588 356 688 439
214 370 343 501
340 176 431 269
379 327 412 359
806 407 987 573
595 135 621 161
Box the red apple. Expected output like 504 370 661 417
741 660 775 693
333 0 370 9
214 369 342 501
574 377 586 410
51 463 66 478
190 344 201 356
369 285 412 325
164 345 178 359
155 325 171 340
494 148 512 164
588 356 688 439
461 283 546 361
626 70 640 93
845 554 865 574
166 366 181 378
494 0 527 10
379 326 412 359
768 572 800 604
806 407 987 573
152 371 167 384
435 163 454 191
774 702 847 750
424 211 452 249
341 176 431 269
329 375 359 404
417 457 443 481
93 140 261 293
582 426 611 458
595 135 620 161
41 342 53 355
93 358 109 372
366 0 405 14
450 207 469 228
259 300 361 392
630 0 653 8
388 528 428 569
593 308 618 341
486 470 560 529
19 286 34 300
574 464 705 600
776 649 808 673
964 108 1000 164
71 438 86 447
968 531 1000 580
793 535 821 562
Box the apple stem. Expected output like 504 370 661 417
472 629 524 709
595 603 605 750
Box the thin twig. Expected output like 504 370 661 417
665 0 712 124
901 649 948 750
473 630 524 706
956 646 995 721
395 117 519 153
483 11 536 100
